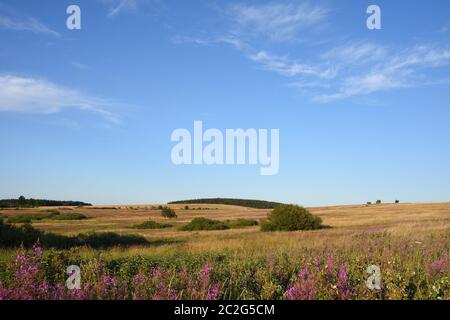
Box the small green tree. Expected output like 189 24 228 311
261 204 323 232
161 207 177 218
18 196 26 207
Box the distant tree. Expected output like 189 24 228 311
18 196 26 206
395 200 400 204
376 200 382 204
367 202 372 205
161 207 177 219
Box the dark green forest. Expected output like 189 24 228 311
0 196 91 208
168 198 282 209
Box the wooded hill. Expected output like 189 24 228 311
168 198 282 209
0 196 92 208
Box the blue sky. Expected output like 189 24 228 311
1 0 450 206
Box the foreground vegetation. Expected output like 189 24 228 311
0 232 448 300
0 219 148 249
0 202 448 300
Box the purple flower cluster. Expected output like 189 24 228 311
0 243 221 300
285 265 318 300
426 253 448 276
284 260 353 300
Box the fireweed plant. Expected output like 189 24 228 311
0 236 448 300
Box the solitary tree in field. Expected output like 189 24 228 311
261 204 323 232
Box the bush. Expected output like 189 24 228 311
395 200 400 204
161 207 177 219
179 218 229 231
226 219 258 229
184 205 189 210
260 204 323 232
7 215 33 224
376 200 382 204
7 212 58 223
132 220 172 229
260 220 277 232
51 212 87 220
6 211 87 223
0 219 148 249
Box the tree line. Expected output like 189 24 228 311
168 198 282 209
0 196 92 208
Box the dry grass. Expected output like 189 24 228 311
2 202 449 256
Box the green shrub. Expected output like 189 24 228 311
51 212 87 220
6 211 87 223
0 219 148 249
260 204 323 232
179 218 229 231
226 219 258 229
7 212 57 223
7 215 33 224
161 207 177 219
260 220 277 232
42 209 61 214
132 220 172 229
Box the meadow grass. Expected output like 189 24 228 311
0 202 448 299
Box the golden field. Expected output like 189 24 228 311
1 202 449 300
1 201 449 256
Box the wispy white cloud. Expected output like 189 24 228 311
228 2 328 42
0 3 59 37
0 75 120 122
171 35 212 46
321 42 387 66
71 62 89 70
100 0 139 18
438 22 450 33
249 50 335 78
173 2 450 103
171 34 248 52
316 45 450 102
